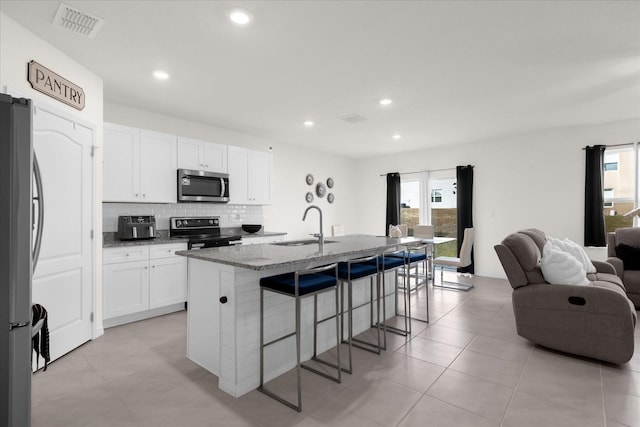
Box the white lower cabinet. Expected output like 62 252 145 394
103 243 187 326
103 259 150 319
150 256 187 308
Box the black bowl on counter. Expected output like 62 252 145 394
242 224 262 234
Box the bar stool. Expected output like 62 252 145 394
259 263 341 412
389 244 430 324
334 254 381 375
367 248 409 349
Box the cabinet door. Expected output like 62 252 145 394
140 130 177 203
202 141 227 173
103 123 140 202
149 256 187 308
248 151 272 204
227 146 249 204
103 260 150 319
177 136 203 171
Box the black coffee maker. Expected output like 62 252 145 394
117 215 157 240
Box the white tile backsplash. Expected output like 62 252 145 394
102 203 263 232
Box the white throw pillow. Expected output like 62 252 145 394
540 243 590 286
547 236 596 274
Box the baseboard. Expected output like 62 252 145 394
103 303 185 328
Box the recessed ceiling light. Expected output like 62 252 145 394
392 134 401 140
304 120 315 127
229 8 252 25
153 70 169 80
380 98 393 106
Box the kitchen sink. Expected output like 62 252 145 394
270 239 337 247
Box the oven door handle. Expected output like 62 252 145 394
228 240 243 246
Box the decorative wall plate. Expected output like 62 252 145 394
306 192 314 203
326 177 334 188
316 182 326 198
306 173 314 185
327 193 335 204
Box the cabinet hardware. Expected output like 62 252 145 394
219 296 228 304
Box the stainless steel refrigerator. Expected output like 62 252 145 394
0 93 44 427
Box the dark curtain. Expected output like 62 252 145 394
385 172 401 235
456 165 474 273
584 145 606 247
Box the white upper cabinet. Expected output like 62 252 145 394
104 123 177 203
103 123 140 202
227 146 249 204
177 136 227 173
248 150 272 204
140 130 178 203
227 146 272 205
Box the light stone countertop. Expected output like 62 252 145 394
175 235 422 271
103 229 287 248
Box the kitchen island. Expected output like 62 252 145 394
176 235 420 397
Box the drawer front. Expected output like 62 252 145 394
103 246 150 264
149 243 188 260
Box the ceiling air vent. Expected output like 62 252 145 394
340 114 367 124
52 3 105 38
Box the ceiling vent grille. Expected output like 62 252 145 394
340 114 367 124
52 3 104 38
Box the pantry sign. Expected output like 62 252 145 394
27 61 85 110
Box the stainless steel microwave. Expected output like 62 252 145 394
177 169 229 203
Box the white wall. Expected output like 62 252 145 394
104 102 360 239
354 118 640 278
0 12 105 335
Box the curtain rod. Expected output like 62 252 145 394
582 142 639 150
379 167 456 177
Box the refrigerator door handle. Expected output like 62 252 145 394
33 153 44 271
9 321 31 331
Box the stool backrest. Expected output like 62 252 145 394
388 224 408 237
332 225 345 237
413 225 434 239
459 228 475 266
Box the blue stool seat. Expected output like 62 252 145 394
260 272 337 296
369 256 404 270
334 262 378 280
389 250 427 263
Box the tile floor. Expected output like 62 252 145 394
32 273 640 427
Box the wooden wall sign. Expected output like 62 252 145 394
27 61 85 110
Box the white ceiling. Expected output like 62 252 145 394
2 1 639 158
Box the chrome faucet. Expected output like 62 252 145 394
302 205 324 247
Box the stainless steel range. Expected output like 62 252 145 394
169 216 241 249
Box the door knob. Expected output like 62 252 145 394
219 296 228 304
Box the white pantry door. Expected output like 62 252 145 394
32 105 94 363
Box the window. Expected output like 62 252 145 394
400 178 421 233
604 188 614 199
603 145 638 232
398 171 458 255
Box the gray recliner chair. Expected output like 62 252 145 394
495 228 636 364
607 227 640 308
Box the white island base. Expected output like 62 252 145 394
186 258 399 397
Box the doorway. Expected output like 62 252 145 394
32 104 95 363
